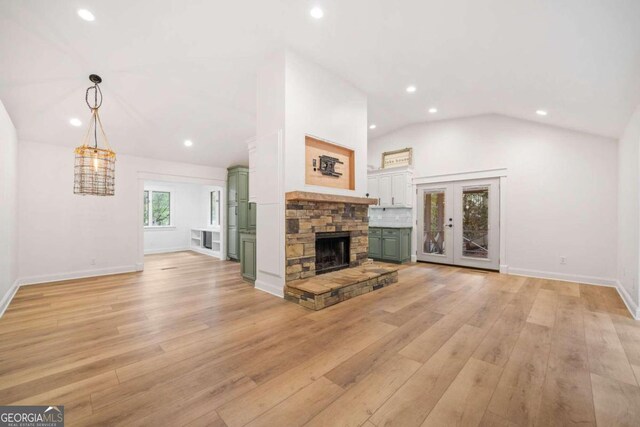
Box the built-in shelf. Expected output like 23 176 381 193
190 228 221 259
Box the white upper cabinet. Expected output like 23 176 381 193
379 175 392 206
367 176 379 201
367 167 413 208
391 173 406 206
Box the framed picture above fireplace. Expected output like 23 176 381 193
305 136 355 190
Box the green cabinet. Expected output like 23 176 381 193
240 232 257 283
227 166 251 261
238 200 248 230
369 227 411 263
382 229 400 262
368 228 382 259
228 172 238 203
248 202 257 229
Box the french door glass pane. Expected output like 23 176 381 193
423 191 446 255
462 186 489 258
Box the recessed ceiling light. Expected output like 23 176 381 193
406 85 417 93
69 118 82 127
428 108 438 114
310 7 324 19
184 140 193 147
369 124 377 129
536 110 548 116
77 9 95 22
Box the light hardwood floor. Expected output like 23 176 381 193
1 251 639 426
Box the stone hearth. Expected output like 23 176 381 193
284 191 399 310
285 261 399 310
285 192 377 281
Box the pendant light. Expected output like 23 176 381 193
73 74 116 196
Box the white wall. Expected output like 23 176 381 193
18 141 226 284
369 114 618 286
0 100 18 313
617 105 640 316
255 50 368 297
143 181 221 254
285 51 368 196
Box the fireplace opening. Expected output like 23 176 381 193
315 232 350 275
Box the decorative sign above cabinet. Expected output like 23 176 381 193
382 147 412 169
305 136 355 190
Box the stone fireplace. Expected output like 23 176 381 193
315 232 351 275
285 192 371 281
284 191 400 310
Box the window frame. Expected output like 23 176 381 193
209 189 221 227
143 187 175 229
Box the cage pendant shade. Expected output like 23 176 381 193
74 147 116 195
74 76 116 196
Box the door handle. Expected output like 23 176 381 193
446 224 453 228
235 206 238 215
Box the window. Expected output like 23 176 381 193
210 190 220 226
144 190 172 227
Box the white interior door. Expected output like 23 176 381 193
417 178 500 270
417 183 454 264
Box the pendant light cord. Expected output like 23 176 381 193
85 83 103 149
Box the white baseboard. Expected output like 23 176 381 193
0 279 20 318
507 267 637 319
616 281 640 320
255 278 284 298
18 265 139 287
144 246 190 255
499 264 509 274
411 255 417 263
507 267 617 287
189 247 222 259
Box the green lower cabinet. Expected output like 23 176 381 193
228 227 238 260
240 232 256 283
369 227 411 263
248 202 257 230
400 228 411 261
382 235 400 262
369 235 382 259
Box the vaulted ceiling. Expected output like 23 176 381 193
1 0 639 167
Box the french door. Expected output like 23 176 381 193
417 179 500 270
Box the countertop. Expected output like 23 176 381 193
369 225 413 229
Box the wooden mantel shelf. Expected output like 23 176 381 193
285 191 378 205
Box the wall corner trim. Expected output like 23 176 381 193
255 279 284 298
616 281 640 320
0 279 20 318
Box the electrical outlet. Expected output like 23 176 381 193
560 256 566 265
